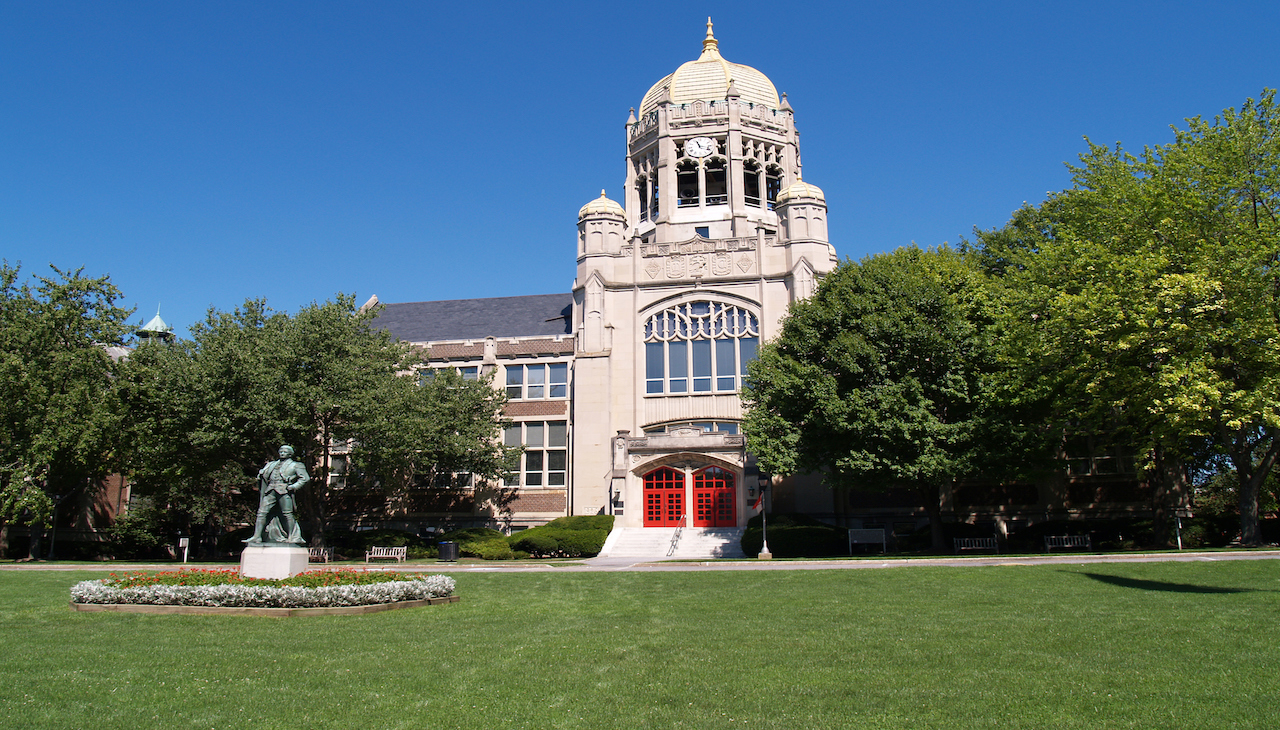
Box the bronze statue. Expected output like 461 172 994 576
244 444 309 545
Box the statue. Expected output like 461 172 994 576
244 444 309 545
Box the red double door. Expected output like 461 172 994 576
643 466 736 528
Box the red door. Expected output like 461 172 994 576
693 467 735 527
644 467 684 527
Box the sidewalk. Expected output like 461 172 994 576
5 549 1279 573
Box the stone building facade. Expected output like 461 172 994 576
373 22 835 531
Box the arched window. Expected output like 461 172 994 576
743 160 762 208
765 165 783 210
704 158 727 206
677 160 699 208
644 302 759 394
636 175 649 222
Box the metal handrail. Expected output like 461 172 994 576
667 513 687 556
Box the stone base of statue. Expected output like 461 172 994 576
240 545 309 579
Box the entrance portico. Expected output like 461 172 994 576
620 428 750 529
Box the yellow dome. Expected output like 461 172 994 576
776 178 825 205
639 20 780 115
579 190 625 219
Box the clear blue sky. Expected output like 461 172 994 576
3 1 1277 336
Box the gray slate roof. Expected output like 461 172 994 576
374 293 573 343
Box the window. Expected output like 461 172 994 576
765 166 782 210
644 302 759 394
677 160 699 207
637 176 649 222
704 158 727 205
647 421 739 435
743 160 762 208
504 420 568 487
505 362 568 399
695 226 710 238
419 365 478 385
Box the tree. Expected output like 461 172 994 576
0 263 131 557
979 90 1280 545
742 246 1008 550
118 295 515 546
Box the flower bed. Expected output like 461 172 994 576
71 568 455 609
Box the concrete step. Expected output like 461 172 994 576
600 526 745 559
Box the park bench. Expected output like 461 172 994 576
365 545 407 563
848 528 887 554
307 547 334 563
1044 535 1092 551
953 537 999 553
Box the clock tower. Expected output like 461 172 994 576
570 20 836 534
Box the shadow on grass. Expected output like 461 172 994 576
1077 571 1263 594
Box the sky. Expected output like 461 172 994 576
3 1 1278 337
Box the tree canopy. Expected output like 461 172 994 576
0 263 131 544
117 295 515 546
977 90 1280 544
742 246 1007 549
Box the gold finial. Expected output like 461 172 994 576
600 189 607 198
702 17 719 55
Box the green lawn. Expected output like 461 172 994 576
2 561 1277 729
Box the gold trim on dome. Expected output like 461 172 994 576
638 22 780 115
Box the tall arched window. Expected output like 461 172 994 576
677 160 699 208
644 302 759 394
636 175 649 222
704 158 727 206
743 160 762 208
765 165 783 210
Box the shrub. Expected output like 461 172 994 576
505 515 614 557
464 538 515 560
509 532 558 556
740 513 848 558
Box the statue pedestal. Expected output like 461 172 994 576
240 545 310 579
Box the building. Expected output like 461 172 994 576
371 21 835 537
368 22 1163 547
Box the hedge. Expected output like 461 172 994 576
740 513 848 558
507 515 615 557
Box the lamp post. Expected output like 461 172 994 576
757 472 772 560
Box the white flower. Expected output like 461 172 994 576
70 575 456 608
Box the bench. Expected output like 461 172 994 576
365 546 407 563
1044 535 1092 551
954 537 999 553
308 547 334 563
848 528 887 554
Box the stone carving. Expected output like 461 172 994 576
737 254 754 273
666 256 686 278
712 253 732 276
645 261 662 279
245 445 309 546
688 254 707 277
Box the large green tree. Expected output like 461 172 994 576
0 263 132 557
742 247 1014 550
118 295 514 546
979 90 1280 545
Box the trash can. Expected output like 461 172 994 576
438 541 459 562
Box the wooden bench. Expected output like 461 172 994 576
954 537 999 553
308 547 334 563
1044 535 1092 551
365 546 407 563
848 528 887 554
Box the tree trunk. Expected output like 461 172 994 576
1231 429 1279 547
1149 445 1187 547
918 482 945 552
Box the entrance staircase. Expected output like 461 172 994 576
599 526 746 559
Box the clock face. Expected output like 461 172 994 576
686 137 715 158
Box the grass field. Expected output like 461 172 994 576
2 560 1277 729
